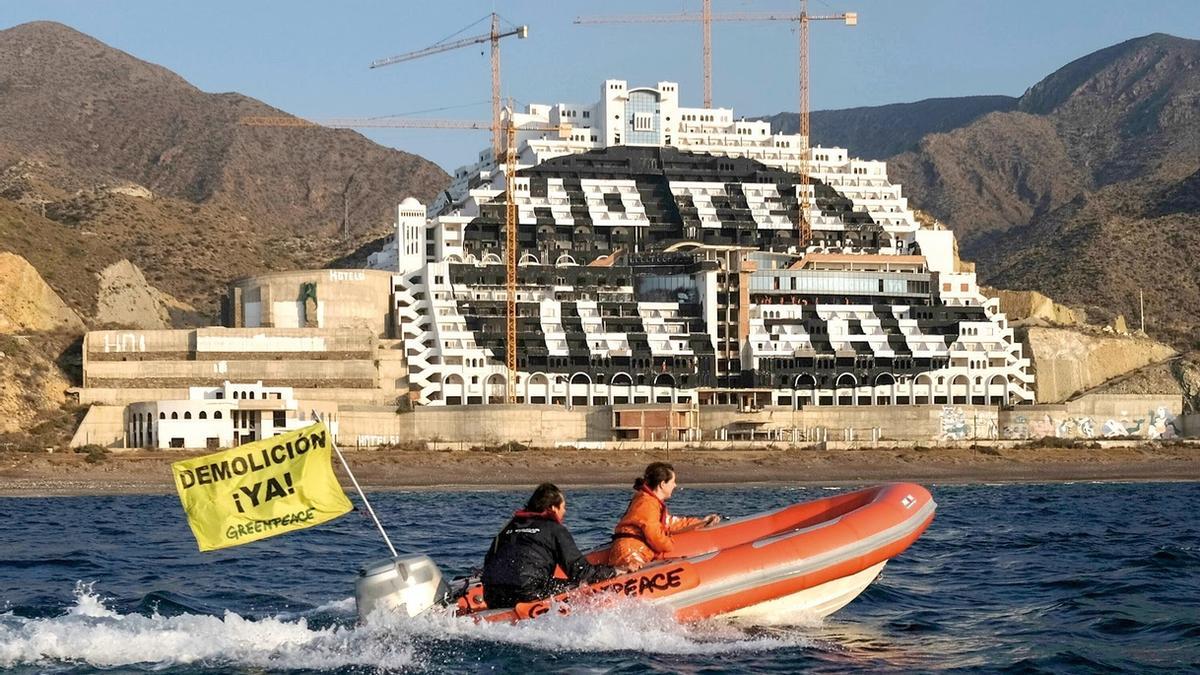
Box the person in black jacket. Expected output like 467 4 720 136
481 483 623 609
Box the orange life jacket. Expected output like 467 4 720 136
609 487 703 570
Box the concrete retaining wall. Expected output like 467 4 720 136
72 396 1189 450
337 405 612 447
75 387 399 407
695 404 997 442
997 395 1184 440
69 405 126 448
1176 413 1200 438
84 359 378 385
82 328 384 391
332 394 1181 447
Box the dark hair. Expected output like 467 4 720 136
525 483 564 512
633 462 675 491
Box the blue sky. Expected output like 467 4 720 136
4 1 1199 170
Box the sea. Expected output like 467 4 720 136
1 482 1198 673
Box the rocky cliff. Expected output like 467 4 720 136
1022 326 1177 403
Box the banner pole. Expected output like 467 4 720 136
317 412 398 558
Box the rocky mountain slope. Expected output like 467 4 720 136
775 33 1200 346
762 95 1017 161
0 21 450 323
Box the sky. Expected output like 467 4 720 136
3 1 1199 171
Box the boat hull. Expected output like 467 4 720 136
459 483 935 623
723 561 886 623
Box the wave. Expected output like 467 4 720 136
0 583 810 671
0 583 412 671
367 594 810 656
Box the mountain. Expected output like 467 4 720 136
0 21 450 323
762 95 1017 160
775 33 1200 345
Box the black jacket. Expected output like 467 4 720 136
481 511 616 607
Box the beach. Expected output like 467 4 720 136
1 443 1198 496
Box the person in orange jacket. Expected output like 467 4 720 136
609 462 720 571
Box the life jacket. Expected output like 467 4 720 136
608 487 702 570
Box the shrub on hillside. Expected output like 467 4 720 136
74 444 109 463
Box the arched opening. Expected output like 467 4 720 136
526 372 550 404
170 412 179 420
199 411 207 420
951 374 970 405
214 411 223 419
610 372 633 405
653 373 676 404
569 372 591 406
444 374 465 406
988 374 1008 406
794 373 817 409
486 373 507 405
874 372 896 406
915 374 934 405
835 373 857 406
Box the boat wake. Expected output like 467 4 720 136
0 582 411 671
0 583 811 671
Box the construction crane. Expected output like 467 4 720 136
576 0 716 108
575 2 856 248
369 13 528 159
240 113 570 403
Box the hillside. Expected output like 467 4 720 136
762 95 1017 160
0 21 450 322
778 33 1200 346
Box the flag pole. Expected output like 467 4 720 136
315 411 398 558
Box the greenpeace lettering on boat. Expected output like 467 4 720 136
595 565 695 597
511 564 700 619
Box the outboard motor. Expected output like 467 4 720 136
355 554 448 622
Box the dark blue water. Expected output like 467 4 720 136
1 482 1198 673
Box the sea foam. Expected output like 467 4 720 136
0 583 413 670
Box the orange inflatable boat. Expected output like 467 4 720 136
453 482 936 623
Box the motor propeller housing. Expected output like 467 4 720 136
356 554 448 622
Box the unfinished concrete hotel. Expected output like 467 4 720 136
367 79 1035 410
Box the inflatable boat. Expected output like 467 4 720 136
356 483 936 623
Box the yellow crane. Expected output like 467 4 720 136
576 0 716 108
240 113 570 403
369 13 528 158
575 1 857 248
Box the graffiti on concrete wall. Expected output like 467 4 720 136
939 406 969 440
1148 407 1180 439
102 333 145 353
999 407 1180 440
357 434 404 447
1056 417 1096 438
1002 415 1030 440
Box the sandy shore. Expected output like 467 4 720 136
1 443 1198 496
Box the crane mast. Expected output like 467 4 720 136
369 14 527 159
504 120 518 402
